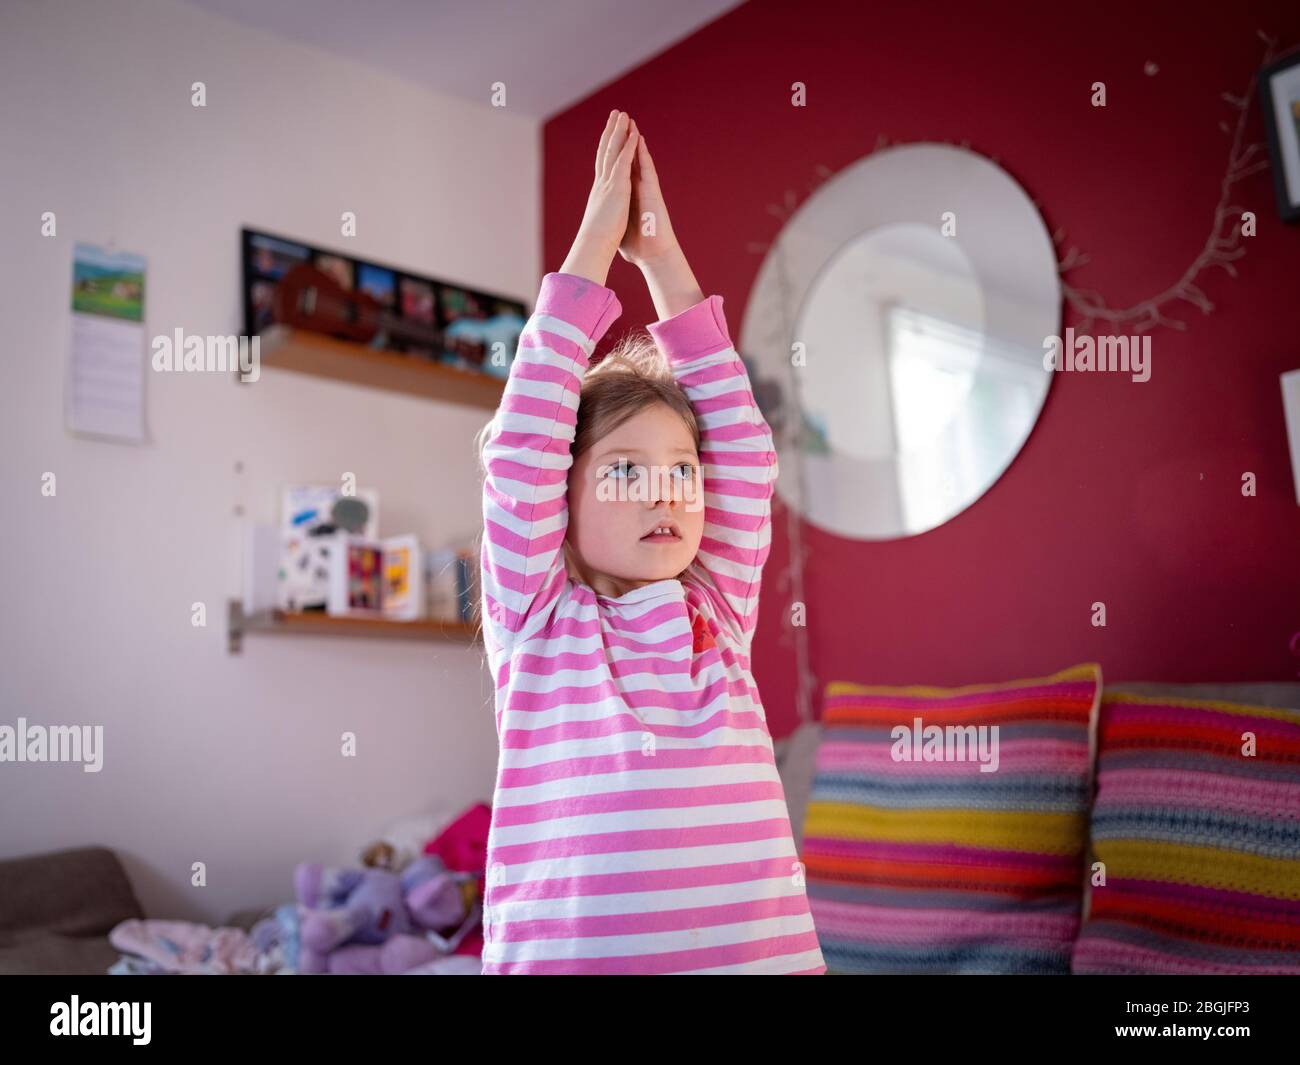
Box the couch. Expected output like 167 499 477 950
0 846 145 975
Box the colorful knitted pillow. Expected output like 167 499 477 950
1072 691 1300 974
802 663 1101 974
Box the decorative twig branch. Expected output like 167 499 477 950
1055 30 1278 334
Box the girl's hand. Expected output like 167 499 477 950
564 111 639 283
619 133 680 267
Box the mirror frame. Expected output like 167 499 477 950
739 144 1063 540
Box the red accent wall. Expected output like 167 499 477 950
542 0 1300 737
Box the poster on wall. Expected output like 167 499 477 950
65 242 148 443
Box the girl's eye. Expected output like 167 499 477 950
605 460 640 479
672 463 697 480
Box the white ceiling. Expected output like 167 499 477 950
184 0 743 120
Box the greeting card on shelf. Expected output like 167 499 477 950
327 534 425 619
381 534 423 621
278 483 379 612
328 536 383 617
424 547 461 623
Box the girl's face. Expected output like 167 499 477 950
566 403 704 599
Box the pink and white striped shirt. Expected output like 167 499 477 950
478 271 825 975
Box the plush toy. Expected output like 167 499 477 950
422 802 492 960
248 902 302 974
293 854 478 974
324 930 451 976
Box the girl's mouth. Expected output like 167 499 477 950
640 523 681 543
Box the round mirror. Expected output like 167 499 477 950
740 144 1061 540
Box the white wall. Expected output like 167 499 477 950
0 0 537 924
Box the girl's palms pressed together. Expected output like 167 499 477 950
620 132 681 267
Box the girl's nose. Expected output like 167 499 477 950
646 469 683 504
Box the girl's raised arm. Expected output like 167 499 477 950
627 133 777 649
646 275 777 650
479 111 637 669
479 273 622 666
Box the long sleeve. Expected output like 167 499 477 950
646 293 777 648
480 271 623 673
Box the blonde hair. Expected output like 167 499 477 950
471 330 699 629
572 330 699 466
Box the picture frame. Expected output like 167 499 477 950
240 227 528 373
1258 50 1300 224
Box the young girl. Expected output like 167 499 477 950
476 110 825 975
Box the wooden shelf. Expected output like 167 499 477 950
248 325 506 410
227 599 479 654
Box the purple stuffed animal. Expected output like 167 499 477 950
293 855 471 974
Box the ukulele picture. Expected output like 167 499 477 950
272 263 488 367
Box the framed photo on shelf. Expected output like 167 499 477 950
239 227 528 374
436 282 527 380
1258 50 1300 224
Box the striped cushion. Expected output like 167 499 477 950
803 663 1100 974
1072 692 1300 974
